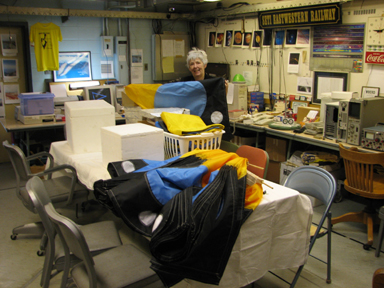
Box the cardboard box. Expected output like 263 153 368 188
101 123 164 167
266 160 281 183
65 101 115 154
265 136 287 162
279 159 344 207
296 106 320 123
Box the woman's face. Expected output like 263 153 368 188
188 58 207 81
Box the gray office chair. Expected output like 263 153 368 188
45 201 164 288
2 140 89 247
25 176 123 288
275 165 337 288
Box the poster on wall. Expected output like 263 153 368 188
225 30 233 47
53 52 92 82
131 49 143 66
285 29 297 46
208 31 216 48
297 77 313 95
1 34 17 56
243 32 252 48
274 30 285 47
215 32 224 47
288 52 300 73
4 83 19 104
0 82 4 118
252 30 263 49
233 31 243 47
2 59 18 82
263 29 272 47
297 28 311 47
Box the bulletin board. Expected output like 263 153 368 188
151 33 190 81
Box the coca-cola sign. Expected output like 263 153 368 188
365 51 384 64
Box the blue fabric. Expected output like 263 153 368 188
154 81 207 116
134 157 180 173
146 165 208 205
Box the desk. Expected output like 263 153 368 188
1 117 65 156
49 140 313 288
1 114 126 157
231 121 378 159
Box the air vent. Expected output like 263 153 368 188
101 61 114 79
353 9 376 15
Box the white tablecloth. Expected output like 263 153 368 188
49 140 313 288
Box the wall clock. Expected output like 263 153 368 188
367 16 384 45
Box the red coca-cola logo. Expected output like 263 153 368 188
365 51 384 64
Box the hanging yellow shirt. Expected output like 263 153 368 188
29 22 62 72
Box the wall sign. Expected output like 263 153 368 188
259 3 342 29
365 51 384 64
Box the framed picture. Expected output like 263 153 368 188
291 100 309 114
313 71 348 104
53 51 92 82
252 30 263 49
361 86 380 98
233 30 243 47
225 30 233 47
243 32 252 48
208 31 216 47
215 32 224 47
263 29 272 47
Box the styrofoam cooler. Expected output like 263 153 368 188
101 123 164 167
65 101 115 154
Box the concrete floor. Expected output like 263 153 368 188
0 160 383 288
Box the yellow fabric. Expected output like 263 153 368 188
161 112 224 136
29 22 62 72
181 149 263 210
124 84 161 109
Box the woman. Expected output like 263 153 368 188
181 47 228 93
181 47 212 81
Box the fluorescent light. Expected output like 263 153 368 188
69 81 100 90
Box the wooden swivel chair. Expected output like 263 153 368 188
332 143 384 250
2 140 89 249
45 201 164 288
236 145 269 178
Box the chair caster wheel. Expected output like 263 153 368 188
10 235 17 240
326 279 332 284
363 243 371 250
37 250 45 256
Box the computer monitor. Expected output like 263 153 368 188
205 63 230 80
83 85 115 106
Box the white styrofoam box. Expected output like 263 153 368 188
65 101 115 154
101 123 164 167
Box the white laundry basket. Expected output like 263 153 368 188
164 131 225 159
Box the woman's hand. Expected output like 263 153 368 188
225 80 229 95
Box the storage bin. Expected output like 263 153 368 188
101 123 164 167
164 131 224 159
65 101 115 154
19 93 55 115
